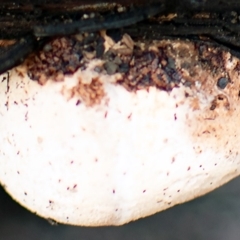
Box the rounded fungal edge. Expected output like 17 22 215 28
0 36 240 226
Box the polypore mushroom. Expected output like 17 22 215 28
1 31 240 226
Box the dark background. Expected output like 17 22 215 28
1 177 240 240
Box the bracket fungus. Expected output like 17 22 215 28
1 32 240 226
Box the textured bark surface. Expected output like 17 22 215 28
1 0 240 38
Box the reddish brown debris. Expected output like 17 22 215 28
23 31 237 106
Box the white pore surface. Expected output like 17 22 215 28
0 64 240 226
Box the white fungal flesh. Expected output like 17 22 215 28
0 39 240 226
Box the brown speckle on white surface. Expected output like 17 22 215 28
0 32 240 226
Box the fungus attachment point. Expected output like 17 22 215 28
0 34 240 226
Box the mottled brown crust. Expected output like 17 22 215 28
22 32 240 106
24 35 230 85
72 77 105 106
26 35 95 84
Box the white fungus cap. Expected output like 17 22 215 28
0 35 240 226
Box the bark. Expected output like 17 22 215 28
0 0 240 38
